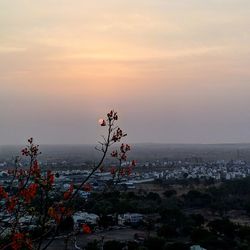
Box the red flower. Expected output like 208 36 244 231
28 137 33 144
83 183 92 192
125 144 131 151
131 160 136 167
31 160 41 176
48 207 60 223
12 233 25 250
60 206 66 213
48 207 55 217
126 167 132 176
112 128 126 142
82 224 91 234
121 153 127 161
7 196 17 213
63 184 74 200
107 110 113 119
21 148 29 156
120 143 125 153
11 232 32 250
20 183 38 203
113 113 118 120
99 119 106 126
110 167 116 175
0 185 8 199
120 168 126 176
107 110 118 121
47 170 55 185
111 150 118 158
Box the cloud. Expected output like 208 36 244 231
0 46 26 54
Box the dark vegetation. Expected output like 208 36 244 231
83 177 250 250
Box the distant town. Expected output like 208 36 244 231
1 156 250 186
1 144 250 249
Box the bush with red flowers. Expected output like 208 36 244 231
0 110 135 250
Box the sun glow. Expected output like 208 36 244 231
1 0 250 144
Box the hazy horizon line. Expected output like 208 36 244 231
2 142 250 147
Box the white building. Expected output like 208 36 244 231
118 213 143 225
190 245 206 250
73 212 99 226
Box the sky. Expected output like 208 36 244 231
1 0 250 145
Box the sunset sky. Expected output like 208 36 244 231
1 0 250 144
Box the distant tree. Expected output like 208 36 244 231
103 240 125 250
163 189 177 198
58 216 74 233
182 190 212 208
144 237 166 250
157 224 178 238
160 208 186 228
146 192 161 203
85 240 100 250
165 242 189 250
127 241 139 250
190 214 205 227
190 228 216 246
208 218 236 238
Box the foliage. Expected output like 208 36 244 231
144 237 165 250
103 240 125 250
0 110 135 250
